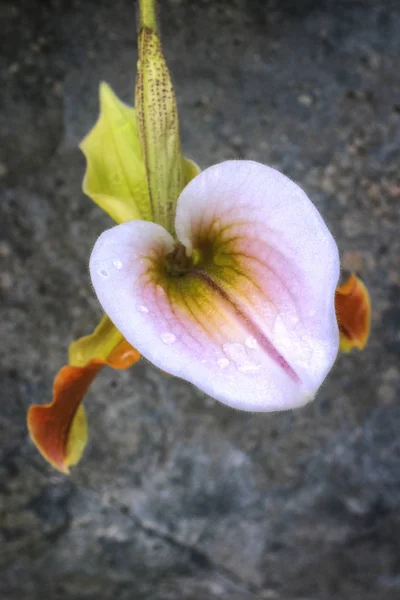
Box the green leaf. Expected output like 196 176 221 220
80 82 152 224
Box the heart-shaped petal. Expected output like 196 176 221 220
90 160 340 411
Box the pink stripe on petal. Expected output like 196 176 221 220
190 268 300 383
176 161 339 391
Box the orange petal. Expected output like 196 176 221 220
28 363 100 473
335 273 371 352
107 339 140 369
28 338 140 473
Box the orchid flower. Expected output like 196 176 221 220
28 0 370 473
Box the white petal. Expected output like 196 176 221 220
90 161 340 411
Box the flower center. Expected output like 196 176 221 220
164 243 194 277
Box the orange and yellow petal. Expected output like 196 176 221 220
335 273 371 352
28 363 98 473
69 314 137 367
28 330 140 473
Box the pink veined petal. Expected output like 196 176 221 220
90 160 340 412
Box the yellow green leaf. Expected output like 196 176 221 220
135 0 185 234
80 82 152 224
183 157 201 185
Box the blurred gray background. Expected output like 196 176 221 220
1 0 399 598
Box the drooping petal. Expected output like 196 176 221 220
80 82 151 224
28 364 98 473
135 0 186 233
28 332 140 473
335 273 371 352
90 161 339 412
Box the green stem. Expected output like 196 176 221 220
139 0 158 33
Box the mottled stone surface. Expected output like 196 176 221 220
1 1 399 598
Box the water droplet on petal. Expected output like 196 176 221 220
222 342 261 374
238 362 261 374
160 332 176 345
98 268 109 279
245 336 258 349
113 259 122 270
217 357 230 369
137 305 149 313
